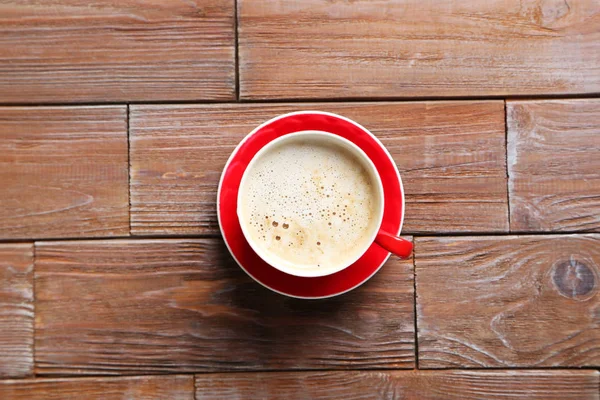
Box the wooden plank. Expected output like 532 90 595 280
0 0 235 103
0 375 194 399
130 101 507 235
195 370 600 400
508 99 600 232
0 244 34 378
239 0 600 99
416 235 600 368
35 238 414 375
0 106 129 239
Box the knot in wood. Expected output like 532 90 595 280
552 257 596 299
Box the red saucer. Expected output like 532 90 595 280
217 111 404 298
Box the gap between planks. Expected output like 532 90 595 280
504 100 511 232
24 366 600 380
31 243 37 379
234 0 240 101
127 104 132 236
412 240 419 369
0 231 598 245
0 93 600 107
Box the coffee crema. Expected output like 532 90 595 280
238 132 381 273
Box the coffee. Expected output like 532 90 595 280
238 131 382 274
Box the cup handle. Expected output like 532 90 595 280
375 229 413 259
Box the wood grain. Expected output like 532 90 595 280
0 244 34 378
508 99 600 232
130 101 507 235
34 238 414 375
0 106 129 239
416 235 600 368
0 0 235 103
239 0 600 99
195 370 600 400
0 375 194 399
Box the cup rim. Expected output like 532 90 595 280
237 130 385 278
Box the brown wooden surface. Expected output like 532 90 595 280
508 99 600 232
0 244 34 378
0 375 194 400
1 0 599 395
416 234 600 368
0 107 129 239
195 370 600 400
130 101 507 235
239 0 600 100
34 238 415 375
0 0 235 103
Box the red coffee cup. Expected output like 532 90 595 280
218 111 411 298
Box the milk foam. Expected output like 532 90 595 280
239 133 380 272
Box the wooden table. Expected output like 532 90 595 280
0 1 599 398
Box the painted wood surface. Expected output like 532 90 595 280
0 244 34 378
0 107 129 239
508 99 600 232
239 0 600 99
130 101 507 235
195 370 600 400
0 375 194 400
34 238 415 375
0 0 235 103
416 235 600 368
1 0 599 394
